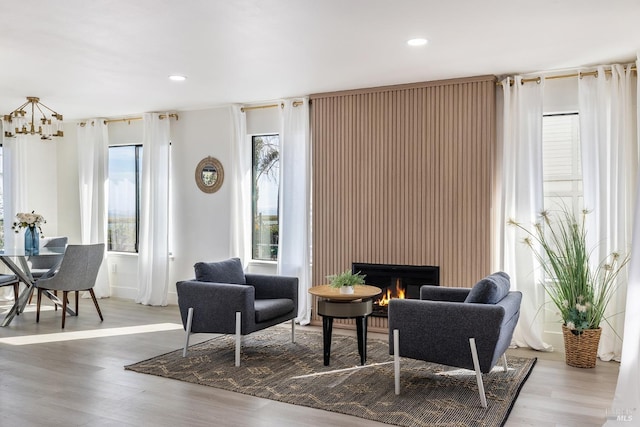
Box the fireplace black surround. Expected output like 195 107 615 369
352 262 439 317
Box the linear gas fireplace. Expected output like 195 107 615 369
352 262 439 317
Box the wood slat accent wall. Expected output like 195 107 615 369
309 76 496 331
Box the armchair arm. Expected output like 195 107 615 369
245 273 298 302
388 298 506 373
420 286 470 302
176 280 255 334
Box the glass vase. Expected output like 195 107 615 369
24 226 39 256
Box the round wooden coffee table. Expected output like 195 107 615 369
309 285 382 366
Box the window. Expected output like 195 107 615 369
542 113 583 214
108 145 142 252
252 134 280 261
0 145 3 248
542 113 583 328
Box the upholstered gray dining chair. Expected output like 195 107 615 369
388 272 522 408
0 274 20 304
176 257 298 366
29 236 68 279
35 243 105 328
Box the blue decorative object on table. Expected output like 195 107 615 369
24 226 39 255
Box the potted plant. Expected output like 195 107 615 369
509 207 628 368
327 270 366 295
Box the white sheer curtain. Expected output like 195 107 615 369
136 113 170 306
77 120 110 298
230 105 252 264
0 126 27 300
499 76 553 351
604 56 640 427
579 64 637 361
277 98 312 324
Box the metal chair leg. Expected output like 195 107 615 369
182 307 193 357
469 338 487 408
394 329 400 395
235 312 241 367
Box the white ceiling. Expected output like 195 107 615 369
1 0 639 120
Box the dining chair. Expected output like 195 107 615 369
28 236 68 308
0 274 20 305
35 243 105 328
29 236 68 279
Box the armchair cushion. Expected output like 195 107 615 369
194 257 246 284
464 271 510 304
254 298 296 323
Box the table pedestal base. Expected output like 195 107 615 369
318 299 372 366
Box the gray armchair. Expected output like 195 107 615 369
176 257 298 366
35 244 105 328
388 272 522 408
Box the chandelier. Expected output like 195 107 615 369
3 96 64 139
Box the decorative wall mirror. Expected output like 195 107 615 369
195 156 224 193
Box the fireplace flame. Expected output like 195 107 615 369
376 279 405 306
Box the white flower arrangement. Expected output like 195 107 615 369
12 211 46 237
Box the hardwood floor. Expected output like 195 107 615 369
0 298 618 426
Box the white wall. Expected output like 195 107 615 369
104 109 238 303
54 105 283 305
169 107 235 299
10 135 60 238
57 124 81 243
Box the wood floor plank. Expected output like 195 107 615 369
0 298 618 426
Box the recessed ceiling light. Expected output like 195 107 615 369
169 75 187 81
407 38 428 47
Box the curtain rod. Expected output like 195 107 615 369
78 113 179 127
104 113 179 125
498 65 637 86
240 100 304 113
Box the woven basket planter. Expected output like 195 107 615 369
562 325 602 368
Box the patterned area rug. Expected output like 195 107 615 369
125 327 535 427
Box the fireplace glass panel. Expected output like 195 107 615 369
352 263 439 317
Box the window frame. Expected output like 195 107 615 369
251 133 280 262
107 144 143 253
542 112 582 215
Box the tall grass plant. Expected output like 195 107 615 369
509 207 628 334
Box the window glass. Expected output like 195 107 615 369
108 145 142 252
543 113 582 214
0 146 3 248
252 134 279 261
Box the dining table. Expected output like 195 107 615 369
0 246 71 327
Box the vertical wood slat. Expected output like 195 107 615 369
310 76 496 331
